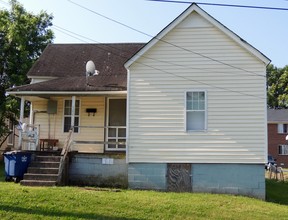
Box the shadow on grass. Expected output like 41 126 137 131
266 179 288 205
0 204 142 220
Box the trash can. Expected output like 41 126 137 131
3 151 31 183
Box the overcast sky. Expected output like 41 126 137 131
1 0 287 67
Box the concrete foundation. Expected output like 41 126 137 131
68 155 265 199
128 163 265 199
69 154 127 188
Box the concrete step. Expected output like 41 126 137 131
20 154 63 187
35 155 61 162
30 161 60 168
20 180 57 187
27 167 59 175
23 173 58 181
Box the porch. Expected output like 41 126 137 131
19 129 128 188
17 95 127 154
16 95 129 187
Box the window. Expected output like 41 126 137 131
186 91 206 131
63 100 80 133
277 124 288 133
279 145 288 155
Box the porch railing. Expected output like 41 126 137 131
73 125 126 151
57 129 73 185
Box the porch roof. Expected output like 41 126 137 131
8 75 127 92
7 43 145 94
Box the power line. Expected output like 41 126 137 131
53 24 261 78
52 26 89 43
52 24 265 100
148 0 288 11
54 24 98 43
67 0 267 79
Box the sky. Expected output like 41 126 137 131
0 0 287 67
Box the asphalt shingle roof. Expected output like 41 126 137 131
9 43 144 92
267 109 288 123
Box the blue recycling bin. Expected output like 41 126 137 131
3 151 31 182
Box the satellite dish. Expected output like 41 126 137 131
286 135 288 141
86 60 96 76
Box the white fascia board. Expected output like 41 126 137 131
125 4 195 68
7 91 127 96
125 3 270 68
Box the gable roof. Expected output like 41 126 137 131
267 109 288 123
125 3 270 68
8 43 144 94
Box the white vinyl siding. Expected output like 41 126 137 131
32 96 106 153
127 12 267 164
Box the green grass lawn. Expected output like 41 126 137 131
0 160 288 220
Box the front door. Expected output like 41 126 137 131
106 98 126 151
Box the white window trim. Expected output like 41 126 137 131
62 99 81 133
185 90 207 132
277 123 288 134
279 144 288 155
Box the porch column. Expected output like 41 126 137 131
18 96 25 150
71 96 76 130
29 102 33 124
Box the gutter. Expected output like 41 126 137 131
7 91 127 96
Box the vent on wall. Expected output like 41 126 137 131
47 100 57 114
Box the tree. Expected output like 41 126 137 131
267 64 288 108
0 0 54 141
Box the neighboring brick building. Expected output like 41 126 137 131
267 109 288 167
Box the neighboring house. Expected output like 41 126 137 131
267 109 288 167
0 118 24 152
7 4 270 199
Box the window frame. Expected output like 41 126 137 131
277 123 288 134
105 97 127 151
279 144 288 155
185 90 207 132
63 99 80 133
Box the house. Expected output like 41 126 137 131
7 3 270 199
267 109 288 167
